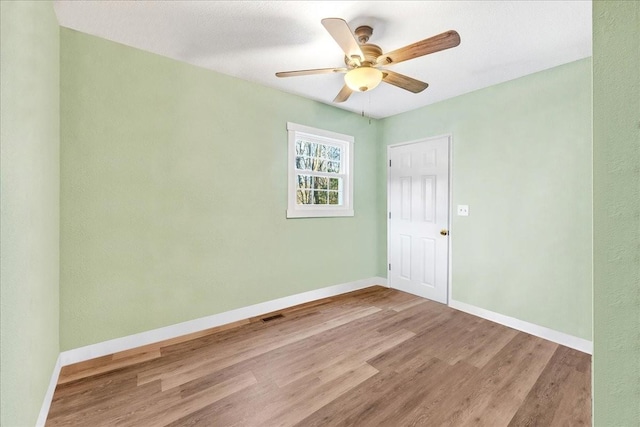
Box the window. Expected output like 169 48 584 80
287 122 354 218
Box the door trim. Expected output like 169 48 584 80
386 134 453 304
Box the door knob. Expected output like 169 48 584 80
440 229 449 236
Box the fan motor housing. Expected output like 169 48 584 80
345 44 383 68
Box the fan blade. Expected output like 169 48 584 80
276 67 348 78
333 85 353 103
377 30 460 66
321 18 364 62
382 70 429 93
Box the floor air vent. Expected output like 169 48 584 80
261 313 284 322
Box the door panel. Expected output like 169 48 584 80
423 176 436 222
422 238 436 286
400 234 411 279
388 136 450 303
400 177 412 220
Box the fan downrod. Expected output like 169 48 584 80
354 25 373 44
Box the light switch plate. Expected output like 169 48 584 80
457 205 469 216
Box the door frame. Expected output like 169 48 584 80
386 134 454 304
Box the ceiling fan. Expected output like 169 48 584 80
275 18 461 103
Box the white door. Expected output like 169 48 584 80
388 136 450 303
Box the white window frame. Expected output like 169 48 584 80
287 122 354 218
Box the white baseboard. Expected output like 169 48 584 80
36 354 62 427
59 276 387 367
449 299 593 354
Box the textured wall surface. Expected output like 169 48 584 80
0 1 60 425
60 28 381 350
380 58 592 340
593 1 640 425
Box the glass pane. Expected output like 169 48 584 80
319 144 328 159
296 190 312 205
297 175 312 189
328 146 341 161
295 156 305 170
314 177 328 190
297 140 309 156
309 143 317 157
329 178 340 190
314 190 328 204
329 191 339 205
327 161 340 173
312 158 327 172
303 158 312 170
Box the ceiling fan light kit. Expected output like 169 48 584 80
276 18 460 103
344 67 383 92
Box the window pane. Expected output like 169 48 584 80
312 158 327 172
329 191 339 205
314 177 328 189
297 140 311 156
297 175 312 189
309 143 318 157
329 178 340 190
328 146 341 161
296 190 312 204
327 161 340 173
314 190 328 204
297 156 314 171
319 144 328 159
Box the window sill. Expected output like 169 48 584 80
286 209 354 219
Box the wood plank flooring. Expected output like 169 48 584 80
46 286 591 426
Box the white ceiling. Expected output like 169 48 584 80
53 1 592 119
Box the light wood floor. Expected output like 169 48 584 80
46 287 591 426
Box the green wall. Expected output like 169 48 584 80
0 1 60 426
593 1 640 425
380 58 592 340
60 28 381 350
